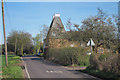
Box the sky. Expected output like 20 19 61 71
0 2 118 44
2 0 120 2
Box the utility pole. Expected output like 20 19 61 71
1 0 8 66
118 1 120 54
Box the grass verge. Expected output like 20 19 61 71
81 67 120 80
0 55 2 79
2 55 23 78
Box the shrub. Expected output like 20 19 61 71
98 53 108 61
90 53 120 75
77 55 90 66
46 47 90 66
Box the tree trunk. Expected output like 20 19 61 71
21 44 23 56
14 38 17 55
72 58 74 66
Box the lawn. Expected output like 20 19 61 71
2 55 23 78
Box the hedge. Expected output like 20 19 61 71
45 47 90 66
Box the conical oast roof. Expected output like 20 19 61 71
47 14 66 39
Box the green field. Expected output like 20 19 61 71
2 55 23 78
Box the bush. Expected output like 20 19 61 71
46 47 90 66
77 55 90 66
98 53 108 61
90 53 120 74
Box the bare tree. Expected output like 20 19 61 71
40 24 49 41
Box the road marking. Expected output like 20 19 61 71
46 70 63 73
46 71 49 73
58 71 63 73
50 71 53 73
25 64 31 80
21 57 31 80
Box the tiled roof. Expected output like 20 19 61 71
46 14 66 39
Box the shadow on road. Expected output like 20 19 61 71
31 57 61 66
23 55 60 66
22 56 99 79
22 55 36 57
31 58 43 60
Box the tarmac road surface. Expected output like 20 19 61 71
22 55 100 79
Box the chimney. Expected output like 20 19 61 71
53 14 60 19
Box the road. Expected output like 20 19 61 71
22 56 99 79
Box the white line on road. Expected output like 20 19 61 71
21 57 31 80
46 70 63 73
25 64 31 80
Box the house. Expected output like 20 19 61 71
43 14 66 48
43 14 80 56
